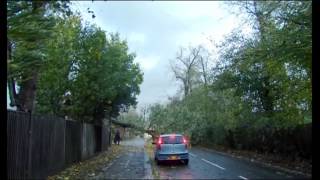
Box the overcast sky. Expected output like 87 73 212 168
7 1 252 110
70 1 253 110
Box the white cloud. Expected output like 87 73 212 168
163 1 225 19
134 55 160 72
128 32 146 44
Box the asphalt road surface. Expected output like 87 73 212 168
96 137 310 179
155 147 310 179
95 136 152 179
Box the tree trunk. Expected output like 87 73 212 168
17 71 39 112
260 77 273 113
200 56 209 122
183 79 188 98
93 103 106 126
13 2 45 112
253 1 274 114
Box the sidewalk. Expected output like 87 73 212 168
94 136 153 179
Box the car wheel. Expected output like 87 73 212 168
184 159 189 165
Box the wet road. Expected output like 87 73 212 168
156 147 311 179
153 147 310 179
95 137 152 179
95 137 310 179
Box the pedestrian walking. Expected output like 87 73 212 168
114 129 121 145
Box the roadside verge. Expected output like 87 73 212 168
145 138 160 179
47 145 124 180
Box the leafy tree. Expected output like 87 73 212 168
148 1 311 151
35 17 143 124
35 14 82 116
219 1 312 128
7 1 72 112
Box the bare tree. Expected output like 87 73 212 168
170 45 203 97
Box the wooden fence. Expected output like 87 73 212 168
7 111 30 179
7 110 110 179
65 120 82 165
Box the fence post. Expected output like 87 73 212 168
80 123 84 161
27 112 33 179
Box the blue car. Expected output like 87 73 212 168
154 134 189 165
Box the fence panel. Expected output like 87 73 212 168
65 120 82 165
101 125 109 151
81 123 97 160
95 125 102 152
7 110 30 179
30 114 65 179
7 110 111 179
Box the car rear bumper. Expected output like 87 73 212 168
156 153 189 161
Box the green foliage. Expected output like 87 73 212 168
8 1 143 119
7 1 72 111
35 14 143 123
147 1 311 148
36 15 82 115
7 1 71 80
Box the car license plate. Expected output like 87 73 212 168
170 156 177 160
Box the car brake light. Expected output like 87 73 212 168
183 137 188 148
157 137 162 150
183 137 187 144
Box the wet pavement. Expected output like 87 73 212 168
95 136 152 179
94 137 310 179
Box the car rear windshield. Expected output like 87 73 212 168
161 136 183 144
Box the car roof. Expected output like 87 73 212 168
160 134 183 137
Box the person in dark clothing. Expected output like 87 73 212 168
114 129 121 145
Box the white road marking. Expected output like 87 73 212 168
238 175 248 180
189 153 197 157
201 158 226 170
